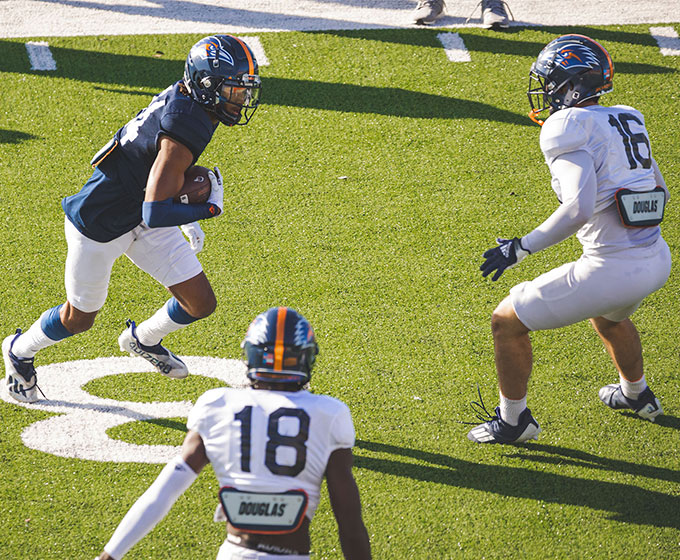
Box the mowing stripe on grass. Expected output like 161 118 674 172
25 41 57 70
649 26 680 56
437 32 471 62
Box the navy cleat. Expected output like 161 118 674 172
118 319 188 379
598 384 662 421
468 406 541 444
3 329 39 403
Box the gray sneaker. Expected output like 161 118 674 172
412 0 446 25
482 0 511 29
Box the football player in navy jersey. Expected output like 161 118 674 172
3 35 262 401
96 307 371 560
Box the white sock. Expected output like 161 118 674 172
499 393 527 427
12 317 60 358
135 305 185 347
619 373 647 400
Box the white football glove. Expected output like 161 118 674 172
206 166 223 217
180 221 205 254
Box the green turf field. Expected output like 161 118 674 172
0 25 679 559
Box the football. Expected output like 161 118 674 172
174 165 212 204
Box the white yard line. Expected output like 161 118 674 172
25 40 57 70
437 33 471 62
650 26 680 56
238 35 270 66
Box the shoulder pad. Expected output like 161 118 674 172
540 109 587 161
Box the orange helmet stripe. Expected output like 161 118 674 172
274 306 287 371
232 35 255 74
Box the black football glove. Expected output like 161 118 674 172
480 237 530 281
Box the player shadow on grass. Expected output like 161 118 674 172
0 40 528 125
318 28 675 77
264 77 532 123
0 128 40 144
502 441 680 484
354 439 680 529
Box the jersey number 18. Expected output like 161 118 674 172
235 406 310 477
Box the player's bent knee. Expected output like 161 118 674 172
183 295 217 320
61 302 98 334
491 299 527 338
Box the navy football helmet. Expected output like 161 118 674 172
184 35 261 126
242 307 319 386
528 34 613 125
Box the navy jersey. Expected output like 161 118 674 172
62 82 217 242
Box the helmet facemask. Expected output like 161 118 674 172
208 74 261 126
527 68 552 124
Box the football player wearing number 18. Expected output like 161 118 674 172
470 35 671 444
3 35 262 401
96 307 371 560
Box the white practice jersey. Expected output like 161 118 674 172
187 387 355 520
539 104 664 255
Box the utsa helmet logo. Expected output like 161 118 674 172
554 44 601 71
294 319 314 347
202 37 235 68
245 313 270 345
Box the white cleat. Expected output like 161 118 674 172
3 330 39 403
118 320 188 379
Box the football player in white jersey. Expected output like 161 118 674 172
468 35 671 444
96 307 371 560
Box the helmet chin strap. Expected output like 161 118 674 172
528 109 545 126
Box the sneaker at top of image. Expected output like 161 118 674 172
118 319 189 379
465 0 513 30
481 0 512 29
412 0 446 25
599 384 663 421
3 329 39 403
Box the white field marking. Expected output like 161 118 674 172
238 36 269 66
25 41 56 70
437 32 471 62
1 356 250 463
649 26 680 56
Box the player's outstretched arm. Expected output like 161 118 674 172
326 448 372 560
96 431 209 560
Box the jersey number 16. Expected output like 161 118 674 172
608 113 652 170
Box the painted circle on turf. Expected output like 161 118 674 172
0 356 249 463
